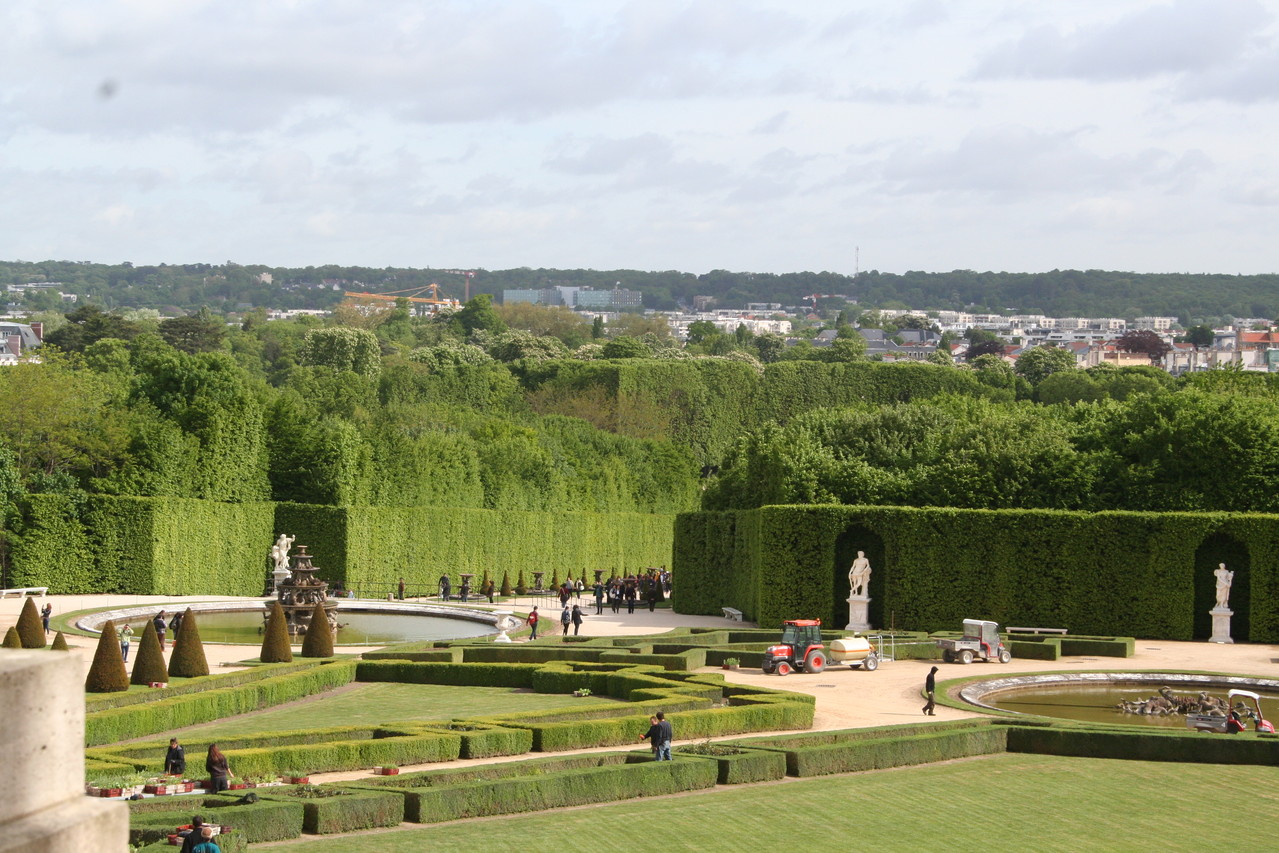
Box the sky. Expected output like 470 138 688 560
2 1 1279 276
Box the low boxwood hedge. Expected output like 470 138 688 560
675 744 787 784
129 795 304 843
131 829 248 853
735 720 1005 777
347 752 629 790
354 661 541 688
1008 640 1060 661
85 659 328 713
361 648 462 663
1058 636 1135 657
1006 723 1279 765
417 722 533 758
404 754 718 823
87 662 358 745
224 731 461 776
253 786 405 834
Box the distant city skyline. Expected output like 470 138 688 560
3 2 1279 275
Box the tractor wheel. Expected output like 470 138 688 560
942 650 954 663
998 649 1011 664
863 652 879 672
804 650 827 674
761 665 774 675
775 660 792 676
958 649 974 665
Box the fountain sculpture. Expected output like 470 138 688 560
270 544 340 636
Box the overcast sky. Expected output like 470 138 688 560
3 1 1278 276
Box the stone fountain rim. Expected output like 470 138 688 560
75 598 501 635
959 671 1279 715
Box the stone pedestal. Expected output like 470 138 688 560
845 596 870 632
1209 606 1234 644
0 652 127 853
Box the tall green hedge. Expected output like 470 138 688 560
673 505 1279 641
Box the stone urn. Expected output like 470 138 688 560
492 610 515 644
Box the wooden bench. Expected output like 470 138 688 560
1006 626 1067 635
0 587 48 598
722 607 743 621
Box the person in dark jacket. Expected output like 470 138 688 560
923 666 939 715
154 611 168 650
178 816 205 853
571 604 583 635
205 744 233 793
165 738 186 775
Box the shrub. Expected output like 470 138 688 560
300 602 335 658
85 622 130 693
130 795 304 843
1005 723 1279 766
16 596 45 648
2 626 21 649
255 786 404 834
260 601 293 663
676 744 787 784
51 630 70 651
500 571 512 596
168 608 209 678
130 619 169 686
737 721 1006 777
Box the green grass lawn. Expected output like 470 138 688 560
256 753 1279 852
178 682 613 738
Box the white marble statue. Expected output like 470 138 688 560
1214 563 1234 609
848 551 871 598
271 533 296 576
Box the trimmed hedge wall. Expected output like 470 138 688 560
404 754 718 823
84 660 327 713
129 795 303 843
676 745 788 784
674 504 1279 640
1005 724 1279 766
255 786 405 834
86 662 357 745
735 720 1006 777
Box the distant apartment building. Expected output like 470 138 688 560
1132 316 1176 331
504 285 642 310
0 321 43 365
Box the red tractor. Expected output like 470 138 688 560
762 619 827 675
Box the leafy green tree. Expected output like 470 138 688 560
927 347 953 366
820 336 867 362
1184 325 1215 348
592 315 605 339
42 305 142 353
485 330 568 362
685 320 719 345
1116 330 1172 364
1035 371 1101 405
158 308 227 353
965 339 1005 361
754 333 784 364
601 336 651 359
1014 346 1077 385
454 294 507 337
299 327 382 377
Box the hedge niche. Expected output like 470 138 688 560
130 620 169 686
168 608 209 678
16 596 45 648
673 504 1279 641
261 601 294 663
85 622 130 693
300 602 335 658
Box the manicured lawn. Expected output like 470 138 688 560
257 753 1279 852
179 682 613 738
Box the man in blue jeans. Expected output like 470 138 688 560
655 711 672 760
527 607 539 640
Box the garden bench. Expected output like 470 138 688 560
722 607 743 621
0 587 48 598
1006 626 1067 635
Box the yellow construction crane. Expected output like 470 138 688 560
343 284 461 312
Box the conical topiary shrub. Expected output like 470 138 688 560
515 571 526 595
300 602 334 658
51 631 70 651
130 619 169 686
260 601 293 663
168 608 209 678
2 626 21 649
17 597 45 648
551 570 560 591
500 571 512 597
85 622 129 692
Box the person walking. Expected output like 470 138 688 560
923 666 939 715
40 602 52 636
654 711 673 760
571 604 583 635
119 622 135 662
205 744 233 793
165 738 186 776
610 582 621 614
593 581 605 615
154 611 168 651
526 607 539 640
625 582 637 614
560 605 571 641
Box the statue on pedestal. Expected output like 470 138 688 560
1214 563 1234 609
848 551 871 599
271 534 295 576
